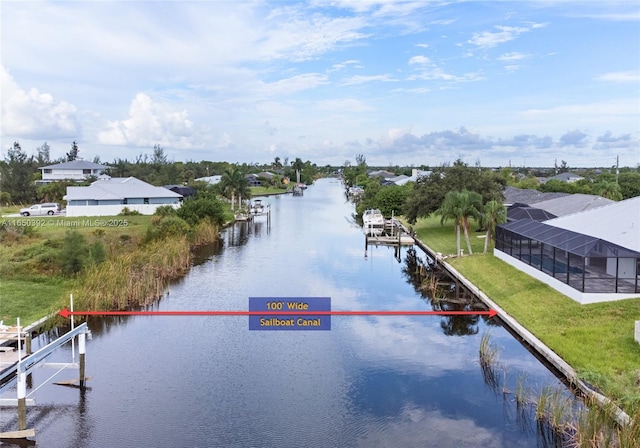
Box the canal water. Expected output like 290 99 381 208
2 178 576 447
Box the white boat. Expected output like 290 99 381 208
362 209 385 235
250 199 265 215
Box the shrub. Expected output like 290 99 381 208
177 194 225 226
60 230 89 276
119 207 141 216
154 205 177 217
145 216 191 242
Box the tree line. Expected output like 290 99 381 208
0 141 327 206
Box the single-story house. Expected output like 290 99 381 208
495 196 640 304
164 185 197 198
540 172 584 184
65 177 182 216
38 160 109 184
245 174 261 187
194 175 222 185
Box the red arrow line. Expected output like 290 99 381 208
58 308 497 319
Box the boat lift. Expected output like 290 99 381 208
0 314 89 440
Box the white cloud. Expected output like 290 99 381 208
339 74 394 85
98 93 199 149
315 98 376 113
408 55 431 65
596 71 640 82
259 73 329 96
468 23 546 49
1 66 78 139
497 52 529 61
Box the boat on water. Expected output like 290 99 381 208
250 199 266 215
292 185 304 196
362 209 384 235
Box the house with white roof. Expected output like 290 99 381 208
65 177 182 216
39 160 109 184
495 196 640 304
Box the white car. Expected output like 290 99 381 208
20 203 61 216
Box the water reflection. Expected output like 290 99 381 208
2 179 585 447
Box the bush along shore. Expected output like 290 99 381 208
0 197 230 326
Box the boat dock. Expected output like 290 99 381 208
364 218 415 262
365 218 415 246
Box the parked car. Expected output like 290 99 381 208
20 203 61 216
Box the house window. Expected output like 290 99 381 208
144 198 149 204
44 169 52 174
123 199 128 205
83 169 91 174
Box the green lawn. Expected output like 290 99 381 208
250 186 290 196
412 215 640 413
0 277 76 325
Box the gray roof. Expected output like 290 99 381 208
195 175 222 185
66 177 182 201
545 172 584 182
40 160 109 170
503 186 569 205
545 196 640 252
533 194 614 217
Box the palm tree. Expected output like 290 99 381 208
220 167 243 211
482 200 507 253
235 175 250 210
595 181 623 201
458 190 483 255
435 191 464 257
292 158 304 184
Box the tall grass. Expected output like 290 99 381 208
77 236 191 310
192 220 219 247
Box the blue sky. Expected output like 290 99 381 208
1 0 638 168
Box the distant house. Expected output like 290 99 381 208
194 175 222 185
368 170 395 179
540 172 584 184
39 160 109 184
65 177 182 217
256 171 276 180
164 185 197 198
245 174 261 187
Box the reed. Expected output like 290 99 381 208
570 403 640 448
77 236 192 310
192 220 219 247
479 332 500 367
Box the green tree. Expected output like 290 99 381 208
618 171 640 199
36 142 51 165
152 144 167 165
435 191 464 257
220 166 245 211
594 181 623 201
482 200 507 253
0 142 37 204
177 192 226 226
60 230 88 276
458 190 483 255
67 140 80 161
291 157 304 184
404 159 504 224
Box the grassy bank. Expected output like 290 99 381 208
412 215 640 414
0 214 223 326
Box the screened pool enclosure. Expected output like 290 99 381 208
496 219 640 294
